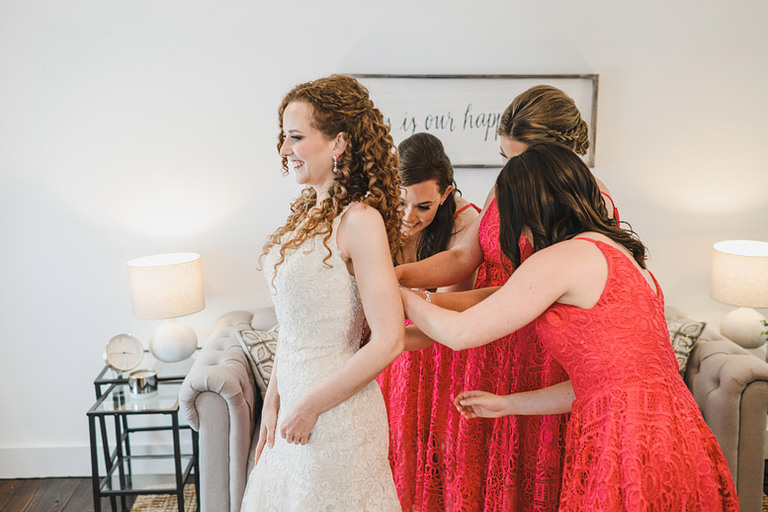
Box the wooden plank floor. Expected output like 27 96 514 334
0 478 135 512
3 476 767 511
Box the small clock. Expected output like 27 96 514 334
104 334 144 372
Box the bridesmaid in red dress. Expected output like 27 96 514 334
376 132 480 511
402 143 739 511
396 85 617 511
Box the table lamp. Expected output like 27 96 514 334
127 252 205 362
710 240 768 348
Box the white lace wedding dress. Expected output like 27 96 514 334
240 212 400 511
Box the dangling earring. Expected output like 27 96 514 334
332 155 338 174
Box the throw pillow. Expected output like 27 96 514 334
235 324 279 399
666 318 707 376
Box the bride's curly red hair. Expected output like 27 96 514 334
262 75 403 271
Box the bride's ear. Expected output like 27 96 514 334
333 133 347 157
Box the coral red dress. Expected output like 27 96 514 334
378 199 569 511
465 199 569 512
537 238 738 511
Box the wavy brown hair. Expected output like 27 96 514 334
498 85 590 156
262 75 402 271
495 143 646 270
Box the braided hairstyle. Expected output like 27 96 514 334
397 132 460 262
498 85 590 155
262 75 402 272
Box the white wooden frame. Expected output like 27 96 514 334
353 74 599 168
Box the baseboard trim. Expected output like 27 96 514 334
0 445 91 478
0 442 194 479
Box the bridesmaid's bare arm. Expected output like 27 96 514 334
454 381 575 418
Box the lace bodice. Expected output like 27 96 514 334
241 211 400 512
263 227 368 405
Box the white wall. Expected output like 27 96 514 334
1 0 766 477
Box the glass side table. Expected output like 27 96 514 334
93 349 199 398
87 380 199 512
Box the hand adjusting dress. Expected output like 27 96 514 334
536 238 738 511
240 209 400 512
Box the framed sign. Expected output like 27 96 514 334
353 74 598 168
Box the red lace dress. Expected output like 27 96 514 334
377 202 481 511
465 199 569 512
537 239 738 511
378 199 569 511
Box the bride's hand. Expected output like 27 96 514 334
254 394 280 464
280 399 319 445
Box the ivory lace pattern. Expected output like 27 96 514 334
241 211 400 512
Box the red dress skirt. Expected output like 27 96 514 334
378 199 569 511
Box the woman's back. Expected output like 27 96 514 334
245 214 400 511
264 217 368 398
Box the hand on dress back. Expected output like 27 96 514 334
454 390 510 419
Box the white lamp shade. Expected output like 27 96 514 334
127 252 205 319
710 240 768 308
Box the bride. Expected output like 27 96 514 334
239 75 403 511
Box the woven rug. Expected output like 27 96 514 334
130 484 196 512
131 487 767 511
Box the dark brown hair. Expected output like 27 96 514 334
397 132 460 261
495 143 646 269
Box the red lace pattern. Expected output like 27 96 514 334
536 239 738 511
379 199 569 511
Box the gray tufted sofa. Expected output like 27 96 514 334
668 307 768 512
180 306 768 512
179 307 275 512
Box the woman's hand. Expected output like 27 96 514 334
454 390 512 419
254 394 280 464
279 398 319 445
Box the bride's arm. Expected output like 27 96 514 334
278 203 404 444
254 355 280 462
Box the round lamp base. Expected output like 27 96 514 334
150 319 198 362
720 307 768 349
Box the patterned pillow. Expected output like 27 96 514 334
666 318 706 376
235 325 279 399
